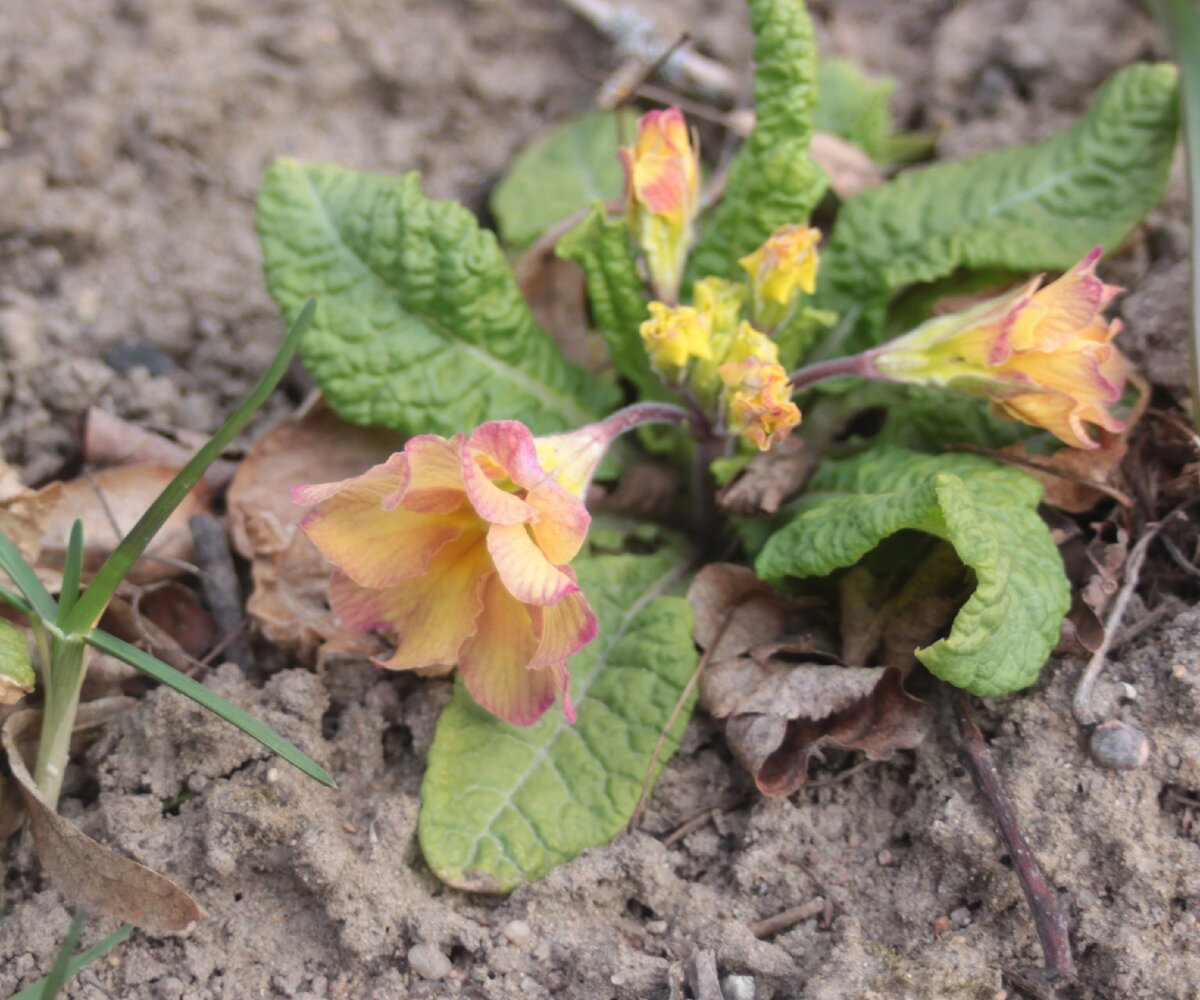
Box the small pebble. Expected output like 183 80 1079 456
611 972 627 986
503 919 532 945
931 915 951 935
407 942 452 981
1119 682 1138 701
721 973 756 1000
876 849 893 866
645 919 668 935
950 906 972 928
1167 752 1183 769
1089 720 1150 770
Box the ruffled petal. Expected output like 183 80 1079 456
487 522 577 605
291 454 406 507
298 467 469 590
330 533 491 669
528 590 597 670
385 434 467 514
458 574 560 726
462 422 541 525
526 480 590 565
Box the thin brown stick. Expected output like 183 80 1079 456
749 898 826 939
1159 533 1200 582
952 690 1076 993
189 514 253 672
946 443 1134 509
1073 527 1156 726
662 793 749 847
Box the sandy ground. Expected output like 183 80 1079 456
1 0 1196 997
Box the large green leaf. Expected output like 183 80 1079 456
419 541 698 892
815 57 932 166
491 111 635 249
816 63 1179 350
257 160 620 436
0 617 33 698
756 448 1069 696
686 0 827 284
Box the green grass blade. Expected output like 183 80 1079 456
0 530 56 622
35 910 85 1000
64 300 316 635
86 627 335 788
55 519 84 625
0 580 34 615
1155 0 1200 431
10 919 131 1000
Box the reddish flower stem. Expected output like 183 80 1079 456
596 401 712 442
788 351 879 391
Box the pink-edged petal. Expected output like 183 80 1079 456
291 454 407 507
487 522 577 605
458 574 559 727
300 479 469 590
528 590 597 669
461 427 539 526
384 434 467 514
526 479 590 565
330 534 491 669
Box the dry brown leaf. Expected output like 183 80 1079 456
689 563 931 797
515 246 607 373
227 404 398 659
83 407 238 489
2 705 204 932
701 657 930 797
716 434 818 516
810 131 885 199
135 582 215 659
0 465 212 592
1002 430 1131 513
590 460 683 519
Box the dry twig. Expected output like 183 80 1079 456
952 691 1075 996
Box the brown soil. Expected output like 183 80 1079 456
1 1 1196 998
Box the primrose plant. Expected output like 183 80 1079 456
256 0 1178 892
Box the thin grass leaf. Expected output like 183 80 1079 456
64 300 316 635
85 628 335 788
0 580 33 615
0 531 56 622
10 920 132 1000
1154 0 1200 430
34 909 85 1000
55 520 84 626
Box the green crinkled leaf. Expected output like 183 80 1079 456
756 448 1069 696
841 383 1034 453
419 541 698 893
816 58 932 166
687 0 827 283
557 205 657 397
816 63 1179 351
257 160 620 437
491 111 636 249
0 617 33 698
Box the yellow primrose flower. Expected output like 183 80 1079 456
689 278 748 404
294 420 603 727
640 301 712 383
619 107 700 303
719 355 801 451
869 247 1125 449
739 224 822 330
